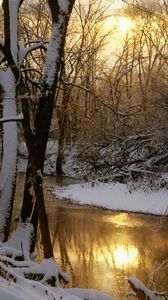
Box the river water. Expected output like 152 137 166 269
14 174 168 299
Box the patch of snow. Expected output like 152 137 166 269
49 182 168 215
0 223 34 260
128 277 159 300
0 113 23 123
161 172 168 180
58 0 69 11
0 280 82 300
14 257 60 285
17 140 79 176
19 41 47 65
0 255 35 268
0 278 114 300
62 147 79 177
42 18 64 88
65 288 116 300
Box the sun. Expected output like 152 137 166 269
113 245 139 268
102 16 133 38
117 17 133 35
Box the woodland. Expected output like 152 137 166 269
0 0 168 299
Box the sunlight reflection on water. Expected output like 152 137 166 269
14 175 168 300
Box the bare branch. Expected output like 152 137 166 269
19 41 47 65
128 277 166 300
0 113 23 124
63 81 133 117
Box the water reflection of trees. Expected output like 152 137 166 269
49 205 168 297
14 176 168 297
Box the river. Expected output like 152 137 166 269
14 174 168 300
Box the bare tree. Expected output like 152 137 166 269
55 0 112 174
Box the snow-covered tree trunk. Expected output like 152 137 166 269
21 0 75 258
0 69 17 242
0 0 21 241
34 0 75 168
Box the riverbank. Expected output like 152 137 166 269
49 181 168 216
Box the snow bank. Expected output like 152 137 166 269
49 182 168 215
0 280 82 300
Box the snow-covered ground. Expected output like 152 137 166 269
17 141 78 177
0 282 115 300
18 141 168 216
49 181 168 216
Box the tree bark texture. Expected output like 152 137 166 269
56 83 70 175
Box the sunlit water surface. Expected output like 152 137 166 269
14 174 168 300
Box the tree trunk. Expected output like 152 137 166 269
21 0 75 258
0 0 19 241
21 97 54 258
56 85 70 175
21 162 38 253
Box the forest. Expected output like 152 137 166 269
0 0 168 299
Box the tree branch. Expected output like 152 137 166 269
63 81 132 117
128 277 166 300
0 113 23 123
